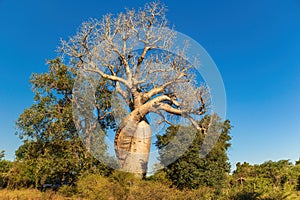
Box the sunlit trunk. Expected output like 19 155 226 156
114 118 152 178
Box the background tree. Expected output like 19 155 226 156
230 160 300 199
0 151 12 189
14 58 113 188
59 1 209 178
0 151 4 160
294 159 300 191
155 115 231 192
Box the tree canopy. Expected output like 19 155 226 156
13 58 113 189
156 115 231 190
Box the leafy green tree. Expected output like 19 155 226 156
0 151 12 188
231 160 300 199
294 159 300 191
14 58 114 188
6 160 35 189
0 151 4 160
156 115 231 190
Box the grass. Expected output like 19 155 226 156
0 189 74 200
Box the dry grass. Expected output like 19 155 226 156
0 189 75 200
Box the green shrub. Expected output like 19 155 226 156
7 161 35 189
129 181 175 200
0 160 12 188
58 185 77 197
129 180 215 200
77 174 112 200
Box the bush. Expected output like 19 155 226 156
0 160 12 188
147 170 172 186
0 189 68 200
77 174 112 200
129 180 215 200
77 171 137 200
6 161 35 189
58 185 77 197
129 181 174 200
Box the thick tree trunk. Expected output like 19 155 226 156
114 119 152 178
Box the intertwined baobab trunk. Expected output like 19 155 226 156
115 119 151 178
114 93 154 177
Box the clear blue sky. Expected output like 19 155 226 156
0 0 300 169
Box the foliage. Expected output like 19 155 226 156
74 172 216 200
6 160 35 189
156 115 231 191
0 151 4 160
0 189 69 200
0 151 12 189
13 58 113 189
3 158 300 199
146 169 172 186
229 160 300 199
76 172 136 200
3 2 300 199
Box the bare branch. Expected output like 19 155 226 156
155 103 183 115
143 72 186 102
153 110 173 126
85 62 131 88
61 1 210 141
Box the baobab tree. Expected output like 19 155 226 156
60 2 210 178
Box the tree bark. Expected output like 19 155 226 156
114 119 152 178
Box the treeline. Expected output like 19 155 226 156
1 153 300 199
0 59 300 199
